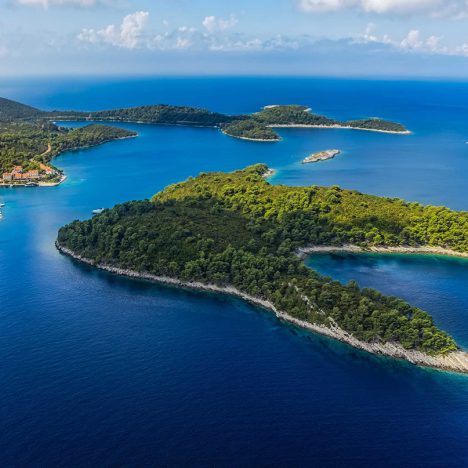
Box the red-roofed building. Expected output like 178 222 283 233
26 170 40 179
39 163 55 175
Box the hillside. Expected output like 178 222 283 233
0 97 42 121
48 104 236 127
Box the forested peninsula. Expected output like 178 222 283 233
57 165 468 373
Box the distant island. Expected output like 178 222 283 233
50 103 410 142
302 149 341 164
57 164 468 374
230 105 410 141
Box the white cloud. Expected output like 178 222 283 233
399 30 448 53
75 11 468 60
400 29 423 49
16 0 97 6
78 11 149 49
356 25 454 55
202 15 238 33
297 0 468 18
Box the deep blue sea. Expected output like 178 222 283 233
1 77 468 466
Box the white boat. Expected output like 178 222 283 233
92 208 105 215
0 203 5 208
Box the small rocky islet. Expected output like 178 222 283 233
302 149 341 164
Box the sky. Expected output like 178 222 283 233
2 0 468 77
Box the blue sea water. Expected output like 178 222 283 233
0 77 468 466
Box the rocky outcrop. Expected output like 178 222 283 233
302 149 341 164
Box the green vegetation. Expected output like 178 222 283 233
222 119 280 141
0 98 406 163
346 119 407 132
254 105 338 126
0 122 135 174
49 104 235 127
46 102 408 140
0 97 42 121
221 105 408 140
57 165 466 356
45 124 135 160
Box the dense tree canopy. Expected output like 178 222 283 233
0 122 135 173
45 102 408 140
57 165 466 356
0 97 42 121
49 105 235 127
221 119 280 141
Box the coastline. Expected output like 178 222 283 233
38 174 68 187
298 244 468 259
0 134 138 189
53 118 410 141
267 124 411 135
262 168 276 179
0 174 67 188
221 129 281 142
302 149 341 164
56 242 468 375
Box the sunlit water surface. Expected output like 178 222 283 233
1 77 467 465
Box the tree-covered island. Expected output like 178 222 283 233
57 165 468 373
50 103 410 142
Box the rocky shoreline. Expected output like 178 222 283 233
262 168 276 179
56 242 468 375
222 124 410 142
302 149 341 164
221 129 281 142
267 123 411 135
38 174 68 187
298 244 468 259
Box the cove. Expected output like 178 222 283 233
306 252 468 349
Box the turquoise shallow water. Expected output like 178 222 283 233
0 77 468 465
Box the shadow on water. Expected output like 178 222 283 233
64 252 468 384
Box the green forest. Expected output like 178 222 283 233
0 122 135 174
45 102 408 140
220 105 408 140
57 165 467 356
221 120 280 141
0 97 42 121
0 97 409 158
48 104 235 127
